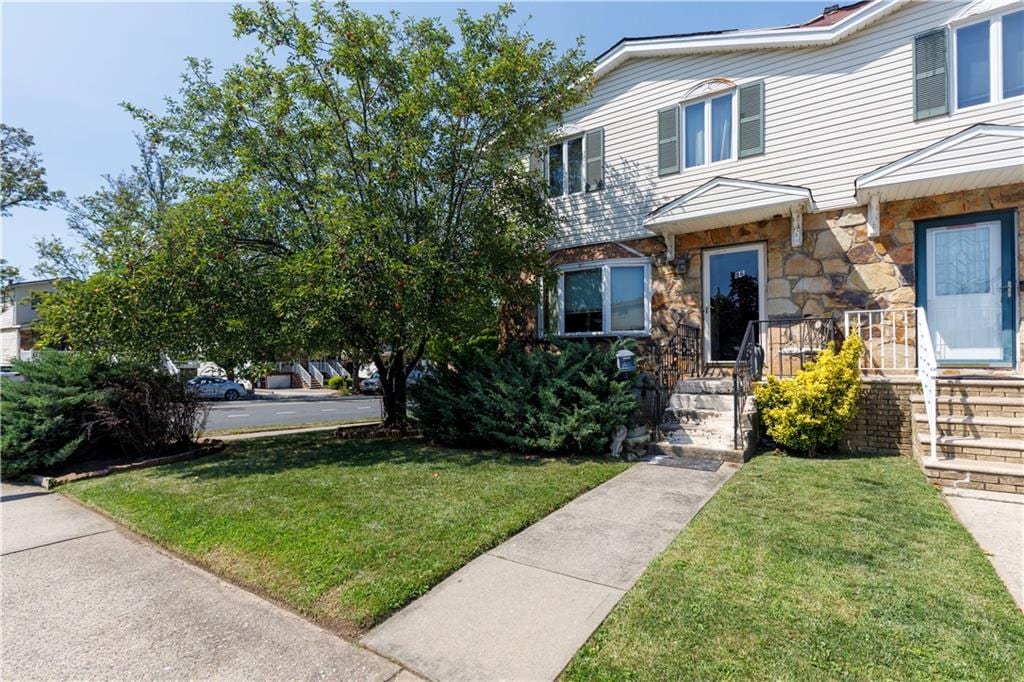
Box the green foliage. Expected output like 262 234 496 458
327 375 351 395
755 335 864 456
1 124 64 216
1 351 207 477
412 341 638 455
36 1 593 426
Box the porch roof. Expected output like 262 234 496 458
644 177 814 235
855 124 1024 204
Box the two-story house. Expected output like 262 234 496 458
1 278 58 365
536 0 1024 493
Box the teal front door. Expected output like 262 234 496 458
916 211 1017 366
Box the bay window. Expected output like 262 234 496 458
539 259 651 337
954 9 1024 109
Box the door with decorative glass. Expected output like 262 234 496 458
917 212 1016 366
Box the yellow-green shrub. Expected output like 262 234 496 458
754 334 864 457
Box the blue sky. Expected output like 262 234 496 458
2 1 819 274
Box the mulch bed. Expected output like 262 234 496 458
28 441 225 489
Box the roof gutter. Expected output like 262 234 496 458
592 0 910 81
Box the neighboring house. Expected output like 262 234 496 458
0 278 58 365
535 0 1024 492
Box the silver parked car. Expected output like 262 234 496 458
187 376 247 401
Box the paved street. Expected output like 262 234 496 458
202 395 382 432
0 483 403 681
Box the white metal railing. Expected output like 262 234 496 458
160 352 179 376
292 361 312 388
313 359 339 379
328 359 349 378
843 308 918 372
916 307 939 463
308 361 324 387
18 349 38 362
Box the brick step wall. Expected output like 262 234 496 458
923 458 1024 495
933 378 1024 399
913 414 1024 439
910 395 1024 419
917 433 1024 464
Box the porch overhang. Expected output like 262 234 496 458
855 124 1024 205
644 177 814 246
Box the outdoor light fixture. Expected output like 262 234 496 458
615 348 637 373
675 251 692 276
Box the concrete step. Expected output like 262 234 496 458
668 392 734 412
913 413 1024 439
659 424 734 450
910 394 1024 419
922 457 1024 494
648 441 746 464
933 378 1024 399
674 379 734 395
916 433 1024 464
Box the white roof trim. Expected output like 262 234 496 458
593 0 910 82
949 0 1020 25
855 124 1024 201
645 177 813 231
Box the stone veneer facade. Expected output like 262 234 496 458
544 183 1024 373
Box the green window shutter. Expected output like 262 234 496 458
584 128 604 192
914 28 949 120
737 81 765 158
657 107 679 175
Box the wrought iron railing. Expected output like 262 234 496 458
637 323 703 436
733 317 840 449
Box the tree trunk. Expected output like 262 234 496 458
375 341 425 428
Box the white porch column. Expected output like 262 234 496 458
790 206 803 247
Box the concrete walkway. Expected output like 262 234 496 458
363 460 737 681
944 488 1024 610
1 482 403 681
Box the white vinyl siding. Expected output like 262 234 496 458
547 0 1024 250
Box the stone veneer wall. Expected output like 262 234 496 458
544 183 1024 371
838 377 919 456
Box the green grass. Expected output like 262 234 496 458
564 453 1024 681
64 434 627 633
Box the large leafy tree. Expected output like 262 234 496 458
64 1 590 424
1 124 64 216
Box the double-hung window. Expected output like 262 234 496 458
546 130 605 198
954 9 1024 109
683 92 735 169
659 83 762 176
539 259 651 337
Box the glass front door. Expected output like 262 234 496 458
918 212 1016 365
704 244 764 363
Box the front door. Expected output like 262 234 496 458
917 211 1016 366
704 243 766 363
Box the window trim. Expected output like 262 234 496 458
951 8 1024 111
538 258 652 338
663 88 740 176
546 134 586 199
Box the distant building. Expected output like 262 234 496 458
1 278 58 364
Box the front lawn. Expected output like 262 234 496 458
64 434 627 633
565 453 1024 680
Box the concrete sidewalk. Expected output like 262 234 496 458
944 488 1024 610
363 460 737 681
1 483 403 681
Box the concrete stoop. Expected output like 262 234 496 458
914 377 1024 495
649 378 755 464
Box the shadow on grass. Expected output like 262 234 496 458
168 432 613 481
755 447 903 462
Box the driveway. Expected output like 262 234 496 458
202 395 382 432
0 483 401 681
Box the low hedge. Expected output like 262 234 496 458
412 341 637 455
1 351 208 477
